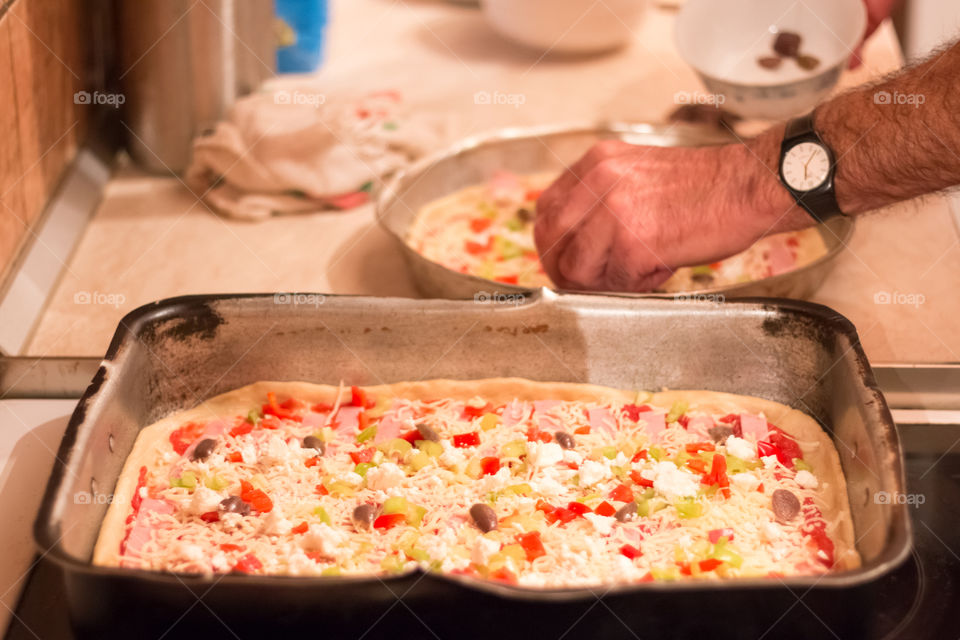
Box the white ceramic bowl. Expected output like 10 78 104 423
675 0 866 120
480 0 647 54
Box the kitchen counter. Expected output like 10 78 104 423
24 1 960 363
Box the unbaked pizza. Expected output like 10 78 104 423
94 380 859 585
406 172 828 291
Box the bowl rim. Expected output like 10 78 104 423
673 0 867 89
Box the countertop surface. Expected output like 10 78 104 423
24 0 960 363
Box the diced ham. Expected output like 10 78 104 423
182 420 228 459
374 414 402 443
534 400 562 431
639 413 666 443
766 238 797 276
501 401 529 427
740 413 769 442
686 415 714 440
331 406 363 431
486 170 523 204
301 412 326 430
122 498 175 560
587 407 616 436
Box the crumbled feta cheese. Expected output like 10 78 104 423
260 509 292 536
761 455 779 470
471 535 500 565
725 435 757 461
440 446 465 468
579 460 610 486
479 467 512 493
211 552 230 572
562 449 583 465
300 523 347 556
240 443 258 465
188 487 223 515
366 462 405 490
762 521 782 541
335 471 365 486
219 512 243 529
419 536 449 562
286 551 317 576
648 461 699 501
731 471 760 492
583 512 614 535
795 470 818 489
611 452 629 468
529 442 563 468
175 542 205 565
261 435 293 465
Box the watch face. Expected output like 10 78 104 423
781 141 831 191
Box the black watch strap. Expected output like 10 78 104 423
779 113 845 223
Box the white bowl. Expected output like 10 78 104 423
675 0 866 120
480 0 647 54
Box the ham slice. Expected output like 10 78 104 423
587 407 617 436
686 415 714 440
181 420 228 460
740 413 769 442
639 413 666 443
766 238 797 276
374 413 402 443
122 498 175 560
301 412 326 430
331 406 363 432
534 400 562 430
486 170 523 204
501 401 529 427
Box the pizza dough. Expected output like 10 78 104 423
406 172 828 291
94 379 860 584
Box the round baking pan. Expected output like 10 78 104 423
376 122 853 299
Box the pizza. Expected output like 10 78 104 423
94 379 859 585
406 171 828 291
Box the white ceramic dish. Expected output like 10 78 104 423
675 0 866 120
480 0 647 54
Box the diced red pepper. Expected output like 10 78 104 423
638 572 654 582
574 426 591 435
291 521 309 535
560 461 579 470
233 553 262 573
701 454 730 498
489 567 518 584
350 386 375 409
496 275 519 285
630 470 654 488
677 415 690 428
480 457 501 476
130 466 148 513
685 442 715 454
227 451 243 463
757 483 765 493
757 440 791 467
553 507 579 524
350 447 375 464
219 543 243 552
698 558 723 572
312 402 334 413
566 501 592 516
229 420 254 437
200 511 219 523
516 531 546 562
305 551 326 563
718 413 744 437
767 426 802 467
470 218 493 233
400 429 420 444
524 188 543 202
373 513 407 530
686 458 707 474
465 238 493 255
169 421 206 455
263 392 299 421
621 404 652 421
260 415 282 430
678 562 692 576
305 456 322 468
708 528 735 544
535 499 556 516
631 449 649 462
609 484 634 503
452 431 481 448
240 481 273 513
463 402 493 418
357 411 370 433
315 483 329 496
620 544 643 559
595 501 616 517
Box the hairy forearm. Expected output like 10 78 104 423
734 39 960 234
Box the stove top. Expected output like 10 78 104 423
3 418 959 639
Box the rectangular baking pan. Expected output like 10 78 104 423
34 291 911 640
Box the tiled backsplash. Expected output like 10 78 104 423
0 0 88 285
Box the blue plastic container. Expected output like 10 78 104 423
276 0 328 73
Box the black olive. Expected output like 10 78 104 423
415 422 440 442
302 435 326 455
614 502 638 523
191 438 217 461
772 489 801 522
691 272 715 285
469 503 498 533
554 431 576 450
708 425 735 443
219 495 251 516
352 504 379 531
516 207 534 222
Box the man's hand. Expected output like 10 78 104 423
533 138 803 292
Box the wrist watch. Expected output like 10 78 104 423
778 113 845 222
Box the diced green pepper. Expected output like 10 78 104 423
246 408 262 424
666 401 688 423
690 265 714 276
357 425 377 443
505 483 532 496
710 539 743 568
379 438 413 457
406 450 431 472
675 498 704 519
204 474 228 491
383 496 410 515
794 459 812 472
501 440 528 459
380 553 406 573
415 440 443 457
505 217 524 232
649 446 666 461
725 454 761 474
650 566 679 581
171 471 197 489
494 236 525 260
355 462 375 477
313 506 332 525
320 566 341 576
